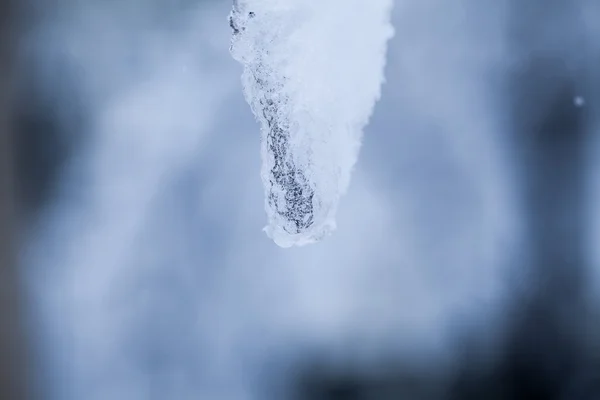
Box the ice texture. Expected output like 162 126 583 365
229 0 394 247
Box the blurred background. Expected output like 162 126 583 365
1 0 600 399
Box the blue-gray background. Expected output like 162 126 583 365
15 0 600 399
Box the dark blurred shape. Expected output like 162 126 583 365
0 0 32 398
477 0 595 397
12 37 88 223
291 359 447 400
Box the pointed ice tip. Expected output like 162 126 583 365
264 219 336 248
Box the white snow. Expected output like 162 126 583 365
230 0 395 247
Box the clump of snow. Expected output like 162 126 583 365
229 0 394 247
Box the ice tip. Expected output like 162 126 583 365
263 220 336 248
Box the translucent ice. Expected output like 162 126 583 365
229 0 394 247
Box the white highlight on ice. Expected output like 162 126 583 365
230 0 395 247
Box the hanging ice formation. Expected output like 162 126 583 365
229 0 394 247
